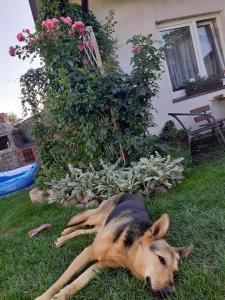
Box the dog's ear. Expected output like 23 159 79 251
142 214 170 244
173 245 193 258
149 214 170 240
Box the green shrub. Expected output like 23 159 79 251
159 121 192 166
11 1 164 180
159 120 186 144
45 153 184 205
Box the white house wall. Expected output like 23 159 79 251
71 0 225 134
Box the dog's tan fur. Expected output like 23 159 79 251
35 194 192 300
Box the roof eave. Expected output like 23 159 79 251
28 0 39 21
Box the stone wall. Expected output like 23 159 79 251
0 113 38 172
0 148 20 171
0 144 38 172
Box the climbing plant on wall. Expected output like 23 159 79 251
10 0 164 181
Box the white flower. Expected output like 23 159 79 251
189 78 196 82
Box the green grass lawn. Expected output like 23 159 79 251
1 155 225 300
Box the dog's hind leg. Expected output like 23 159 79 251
34 246 94 300
61 194 121 236
67 208 97 227
49 263 103 300
61 208 97 236
55 228 97 248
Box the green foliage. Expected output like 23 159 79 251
185 75 222 94
38 1 117 66
20 68 48 116
159 120 192 166
18 1 164 180
45 153 184 205
160 120 186 144
159 120 177 143
43 33 164 166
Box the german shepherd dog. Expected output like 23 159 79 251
35 193 192 300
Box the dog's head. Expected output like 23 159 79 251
132 214 192 298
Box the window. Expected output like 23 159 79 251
159 16 225 98
160 27 199 92
197 21 222 77
0 136 10 151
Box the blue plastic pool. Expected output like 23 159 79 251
0 163 39 196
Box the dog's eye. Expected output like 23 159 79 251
158 255 166 266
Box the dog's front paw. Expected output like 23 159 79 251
61 227 72 236
55 237 66 248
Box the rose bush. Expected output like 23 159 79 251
9 17 86 62
11 2 165 184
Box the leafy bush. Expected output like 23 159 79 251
8 1 165 178
159 120 186 144
45 153 184 205
159 121 192 166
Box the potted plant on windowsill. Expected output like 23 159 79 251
185 75 223 96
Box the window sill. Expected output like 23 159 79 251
173 86 225 103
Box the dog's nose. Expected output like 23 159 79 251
145 277 175 298
161 284 175 296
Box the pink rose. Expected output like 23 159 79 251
132 45 144 53
41 20 46 27
52 18 59 26
79 28 85 36
30 35 40 43
76 21 85 29
60 16 73 25
34 35 41 42
41 18 58 31
72 23 78 30
78 42 84 52
72 21 85 30
8 46 16 56
17 33 25 42
23 28 30 34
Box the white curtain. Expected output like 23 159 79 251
161 27 199 91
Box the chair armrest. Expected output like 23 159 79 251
168 112 216 124
168 113 190 136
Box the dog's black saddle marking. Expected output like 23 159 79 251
105 193 153 247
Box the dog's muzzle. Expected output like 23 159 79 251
145 277 175 298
